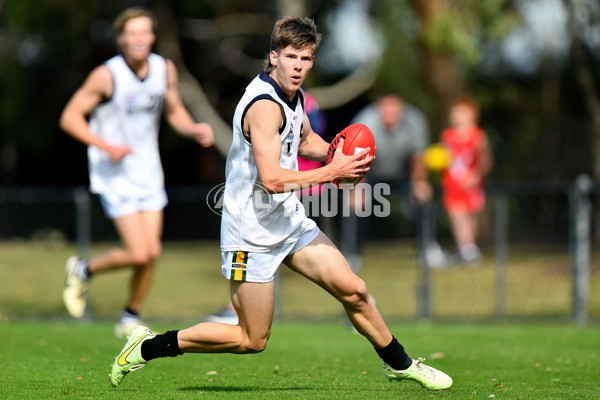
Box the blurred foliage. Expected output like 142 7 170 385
1 0 600 188
422 0 518 65
371 0 431 109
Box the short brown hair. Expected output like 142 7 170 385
264 17 322 72
113 7 157 34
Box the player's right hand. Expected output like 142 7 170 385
106 144 132 162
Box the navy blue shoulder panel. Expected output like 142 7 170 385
258 72 299 110
298 90 305 112
298 90 305 138
240 94 287 144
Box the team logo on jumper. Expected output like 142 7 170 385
230 251 248 281
285 130 294 154
124 93 164 114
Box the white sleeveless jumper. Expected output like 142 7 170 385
221 73 316 252
88 53 167 199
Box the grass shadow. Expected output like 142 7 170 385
178 386 308 393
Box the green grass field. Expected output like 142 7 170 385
1 320 598 399
2 240 599 321
0 240 599 398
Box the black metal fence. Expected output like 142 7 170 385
0 178 598 322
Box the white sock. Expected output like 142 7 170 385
75 259 90 281
119 310 139 324
460 244 480 261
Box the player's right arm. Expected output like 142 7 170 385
408 107 432 204
409 152 433 204
59 66 132 162
246 99 371 193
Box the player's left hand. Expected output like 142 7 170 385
189 123 215 147
410 179 433 205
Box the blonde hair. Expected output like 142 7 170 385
264 16 322 72
113 7 157 33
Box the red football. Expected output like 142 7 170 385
326 123 375 187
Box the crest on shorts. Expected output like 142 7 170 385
230 251 248 281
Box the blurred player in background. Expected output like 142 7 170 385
346 93 442 271
109 16 451 391
59 7 214 337
439 95 493 264
352 93 432 204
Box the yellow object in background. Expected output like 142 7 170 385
424 143 451 172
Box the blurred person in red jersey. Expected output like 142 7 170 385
439 95 493 265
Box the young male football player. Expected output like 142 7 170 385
109 16 452 391
60 7 214 337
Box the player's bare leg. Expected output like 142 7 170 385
283 231 391 347
110 281 275 387
449 210 480 263
448 210 474 249
178 280 275 353
284 230 452 390
120 211 163 311
63 210 163 322
93 210 163 336
89 211 162 278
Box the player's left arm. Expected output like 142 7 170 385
298 113 329 162
478 133 494 178
163 59 214 147
248 101 370 193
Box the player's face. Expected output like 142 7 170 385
118 16 155 62
378 96 403 132
449 104 476 129
270 45 315 100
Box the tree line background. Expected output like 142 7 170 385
1 0 600 240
